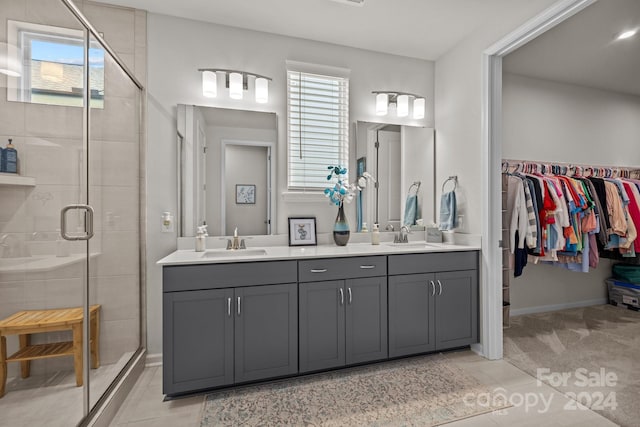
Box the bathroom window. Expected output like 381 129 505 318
6 20 104 108
287 68 349 190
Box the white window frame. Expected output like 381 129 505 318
286 61 350 193
6 20 104 107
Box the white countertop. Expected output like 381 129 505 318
157 241 481 266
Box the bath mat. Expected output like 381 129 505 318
200 354 508 426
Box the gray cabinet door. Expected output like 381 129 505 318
435 270 478 349
299 280 345 373
163 288 234 395
345 277 388 364
388 274 436 358
234 283 298 383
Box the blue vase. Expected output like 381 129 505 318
333 203 350 246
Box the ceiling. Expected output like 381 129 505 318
504 0 640 96
89 0 517 60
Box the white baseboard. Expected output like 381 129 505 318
145 353 162 367
510 298 608 316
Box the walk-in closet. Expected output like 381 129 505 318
498 1 640 426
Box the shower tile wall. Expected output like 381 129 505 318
0 0 146 380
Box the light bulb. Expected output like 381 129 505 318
255 77 268 103
375 93 388 116
229 72 243 100
413 98 425 119
397 94 409 117
202 71 217 98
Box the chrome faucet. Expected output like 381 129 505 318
226 228 246 250
394 225 410 244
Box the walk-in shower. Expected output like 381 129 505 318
0 0 144 425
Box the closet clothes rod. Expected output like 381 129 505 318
501 159 640 179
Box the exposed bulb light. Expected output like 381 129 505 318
396 94 409 117
413 98 425 119
617 29 637 40
255 77 269 103
376 93 388 115
202 70 217 98
229 72 243 100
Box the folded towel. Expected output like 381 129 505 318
439 191 457 231
403 194 418 226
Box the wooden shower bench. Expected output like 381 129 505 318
0 305 100 398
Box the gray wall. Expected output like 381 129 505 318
502 72 640 312
224 145 269 236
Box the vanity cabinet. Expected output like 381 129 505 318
162 250 478 396
162 262 298 396
388 252 478 358
298 257 387 373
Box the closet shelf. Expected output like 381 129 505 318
0 174 36 187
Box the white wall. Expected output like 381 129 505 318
434 0 558 235
146 13 435 356
224 145 269 236
502 73 640 311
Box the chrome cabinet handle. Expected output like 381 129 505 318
339 288 344 305
237 296 241 316
348 287 352 304
227 297 231 317
430 280 435 296
359 265 375 269
437 280 443 296
60 204 94 241
311 269 327 273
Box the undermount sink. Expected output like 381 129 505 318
385 242 440 248
201 249 268 258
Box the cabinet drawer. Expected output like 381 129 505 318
388 251 478 275
298 256 387 282
163 261 297 292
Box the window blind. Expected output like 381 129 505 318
287 70 349 190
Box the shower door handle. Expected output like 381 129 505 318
60 204 95 241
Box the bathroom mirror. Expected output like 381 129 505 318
355 121 435 232
177 105 277 237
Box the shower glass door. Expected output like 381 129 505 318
87 32 142 409
0 1 142 424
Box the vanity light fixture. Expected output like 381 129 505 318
372 91 426 120
616 29 637 40
198 68 272 103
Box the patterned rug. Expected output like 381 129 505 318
200 354 508 426
504 304 640 427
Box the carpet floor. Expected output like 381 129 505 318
200 354 507 426
504 304 640 427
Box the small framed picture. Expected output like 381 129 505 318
236 184 256 204
288 217 317 246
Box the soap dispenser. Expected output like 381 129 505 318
371 223 380 245
2 138 18 174
195 225 208 252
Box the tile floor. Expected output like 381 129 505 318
110 350 617 427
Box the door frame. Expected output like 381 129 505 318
479 0 596 360
220 139 276 235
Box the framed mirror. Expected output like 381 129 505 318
177 105 277 237
355 121 435 232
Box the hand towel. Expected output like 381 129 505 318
439 191 457 231
403 194 418 226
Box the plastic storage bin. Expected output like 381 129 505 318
606 279 640 310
